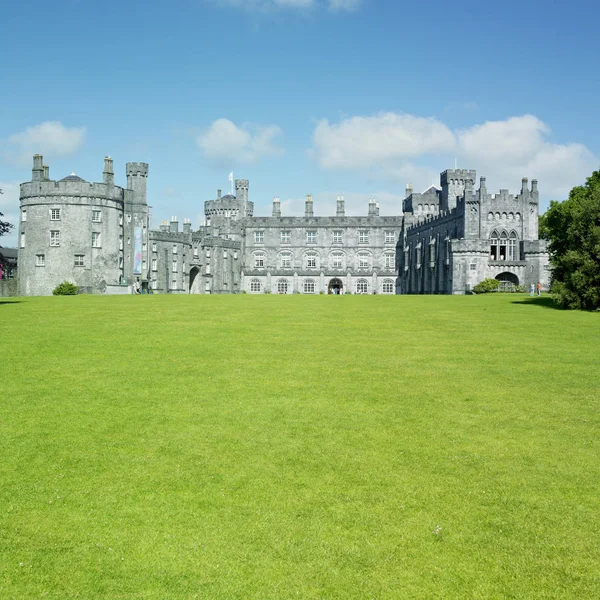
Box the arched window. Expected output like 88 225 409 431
303 279 315 294
253 252 266 269
356 279 368 294
417 204 423 212
277 279 289 294
487 213 493 221
497 231 508 260
382 279 394 294
330 251 344 269
278 251 292 270
304 251 319 270
250 279 261 293
490 230 499 260
508 231 518 260
357 252 371 270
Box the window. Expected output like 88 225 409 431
331 252 343 269
470 263 477 271
172 260 178 272
306 253 317 269
50 208 60 221
36 254 45 267
74 254 84 267
234 251 238 260
384 253 395 269
152 279 157 290
119 236 123 250
223 251 228 259
250 279 262 293
277 279 289 294
356 279 368 294
254 254 265 268
92 232 101 248
416 243 422 269
153 243 158 252
306 230 317 244
359 230 369 244
382 279 394 294
508 231 518 260
206 265 211 274
280 231 291 244
142 260 147 271
280 253 292 269
205 281 211 292
173 245 178 254
385 231 395 244
171 279 177 289
358 253 370 269
332 231 343 244
303 279 315 294
490 231 509 261
20 232 25 248
193 247 198 257
142 243 147 252
254 231 264 244
92 210 101 223
206 249 210 258
126 214 131 223
119 214 123 226
50 230 60 247
152 258 157 271
119 256 124 269
22 209 26 222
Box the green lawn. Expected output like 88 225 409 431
1 294 599 599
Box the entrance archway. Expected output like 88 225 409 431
495 271 519 292
189 267 201 294
328 278 343 294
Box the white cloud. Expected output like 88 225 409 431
3 121 86 166
328 0 361 10
0 183 20 247
312 113 455 170
197 118 283 165
311 112 598 202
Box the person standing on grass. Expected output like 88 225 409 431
530 282 535 296
537 281 541 296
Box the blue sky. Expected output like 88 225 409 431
1 0 599 244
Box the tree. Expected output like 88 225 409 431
0 189 15 272
544 169 600 310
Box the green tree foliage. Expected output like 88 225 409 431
473 278 501 294
544 169 600 310
52 281 79 296
0 188 15 269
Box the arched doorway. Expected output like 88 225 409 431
495 271 519 292
189 267 201 294
328 278 343 294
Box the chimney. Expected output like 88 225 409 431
531 179 538 195
405 183 413 198
521 177 529 195
169 216 178 233
305 193 313 217
217 189 222 200
160 220 169 232
272 197 281 217
368 197 379 217
479 176 487 194
103 156 114 185
183 218 191 234
43 165 50 180
32 154 44 182
336 194 345 217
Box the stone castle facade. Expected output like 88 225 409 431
16 155 549 296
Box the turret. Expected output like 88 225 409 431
272 197 281 217
235 179 249 216
440 168 476 211
103 156 114 186
305 193 313 217
336 194 345 217
126 162 149 204
32 154 44 182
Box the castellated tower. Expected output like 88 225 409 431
441 169 477 211
18 155 146 295
124 162 150 286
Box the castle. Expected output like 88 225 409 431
16 155 550 296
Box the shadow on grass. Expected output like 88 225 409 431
511 296 563 310
0 299 22 305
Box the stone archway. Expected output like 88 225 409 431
495 271 519 292
189 267 201 294
328 278 343 294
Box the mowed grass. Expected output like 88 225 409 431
0 294 599 599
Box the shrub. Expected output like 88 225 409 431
52 281 79 296
473 278 500 294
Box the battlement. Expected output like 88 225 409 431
20 179 126 203
441 169 477 186
126 162 149 178
235 179 249 190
